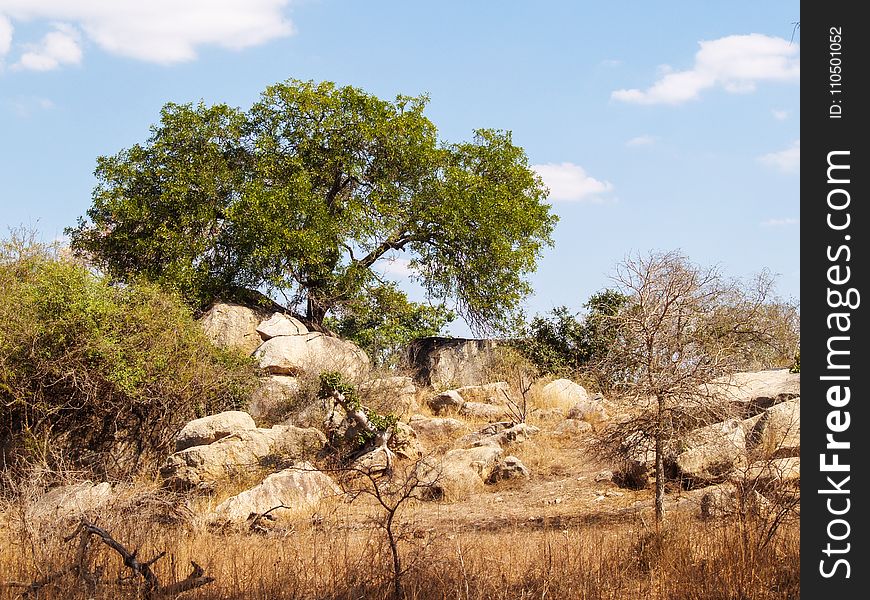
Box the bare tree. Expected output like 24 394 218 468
338 458 440 600
599 251 782 526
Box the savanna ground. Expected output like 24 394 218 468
0 400 799 600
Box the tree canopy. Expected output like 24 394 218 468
68 79 557 333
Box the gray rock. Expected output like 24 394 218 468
705 369 800 416
405 337 500 387
744 457 800 485
199 302 267 354
212 462 340 522
390 422 424 460
539 379 589 411
248 376 301 421
420 446 504 501
745 398 800 458
26 482 113 524
408 415 468 440
256 313 309 339
566 395 609 423
175 411 257 452
427 383 511 416
459 402 510 421
254 332 370 378
161 425 326 491
488 456 530 482
676 418 747 484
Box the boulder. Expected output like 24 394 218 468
676 418 747 484
745 398 800 458
359 376 419 417
744 457 800 485
469 423 539 449
405 337 499 387
248 376 301 421
539 379 589 411
390 422 424 460
26 482 113 524
488 456 530 482
407 415 468 440
212 462 340 522
459 402 510 421
254 333 370 378
421 446 504 501
699 483 739 519
705 369 800 416
566 395 609 423
175 411 257 452
199 302 267 354
256 313 308 339
427 383 511 418
161 425 326 491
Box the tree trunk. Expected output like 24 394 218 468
654 397 665 528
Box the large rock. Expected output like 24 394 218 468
390 422 424 460
421 446 503 501
256 313 309 339
705 370 800 416
745 398 800 458
212 463 341 522
467 423 539 449
676 418 746 484
161 425 326 491
248 376 301 421
26 482 113 524
539 379 589 411
359 376 419 417
175 411 257 452
407 415 468 440
199 302 267 354
744 457 800 485
566 394 609 423
427 382 511 416
405 337 499 388
459 402 510 421
254 333 370 378
488 456 530 483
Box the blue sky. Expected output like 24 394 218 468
0 1 799 335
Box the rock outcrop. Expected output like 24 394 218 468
249 376 301 421
212 462 340 522
539 379 589 412
175 411 257 452
405 337 499 388
427 382 512 421
744 398 800 458
705 369 800 416
421 446 504 501
199 302 268 354
256 313 308 339
161 424 326 491
254 333 370 378
675 418 746 484
358 376 419 417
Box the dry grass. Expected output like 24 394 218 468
0 489 799 600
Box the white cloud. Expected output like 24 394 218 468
759 139 800 173
378 257 414 277
771 108 789 120
601 58 622 67
0 14 11 57
612 34 799 105
626 135 656 147
0 1 294 66
532 162 614 202
5 94 54 116
761 218 799 227
13 23 81 71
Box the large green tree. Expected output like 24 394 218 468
69 80 556 333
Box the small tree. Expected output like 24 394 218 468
600 251 785 525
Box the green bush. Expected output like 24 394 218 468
0 235 259 480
